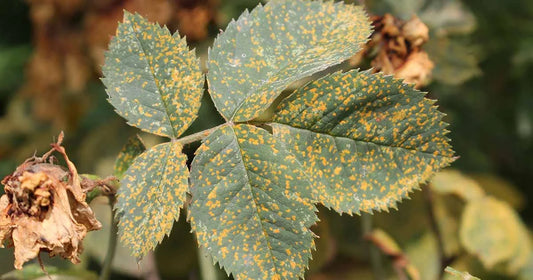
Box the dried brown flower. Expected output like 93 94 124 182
0 133 101 269
355 14 434 88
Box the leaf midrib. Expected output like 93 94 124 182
127 19 178 138
228 125 282 278
271 122 453 159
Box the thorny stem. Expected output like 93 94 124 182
175 124 227 145
99 198 118 280
362 214 385 280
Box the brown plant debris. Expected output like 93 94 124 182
353 14 434 88
0 132 101 269
21 0 217 125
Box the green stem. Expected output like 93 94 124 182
99 198 118 280
176 124 227 146
198 246 219 280
362 214 385 280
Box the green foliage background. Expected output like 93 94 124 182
0 0 531 279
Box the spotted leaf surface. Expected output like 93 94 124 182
272 70 455 214
115 141 188 258
208 0 371 121
189 124 317 280
103 12 203 138
114 135 146 178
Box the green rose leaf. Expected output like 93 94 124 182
114 135 146 178
103 11 203 138
208 0 371 121
189 124 317 280
272 69 455 214
115 141 189 258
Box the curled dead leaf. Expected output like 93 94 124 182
0 133 101 269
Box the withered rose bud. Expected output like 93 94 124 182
394 52 434 88
0 133 101 269
402 16 429 48
355 13 434 88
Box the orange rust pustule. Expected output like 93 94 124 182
0 135 101 269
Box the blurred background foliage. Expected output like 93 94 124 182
0 0 531 279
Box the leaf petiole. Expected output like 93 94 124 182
175 123 227 145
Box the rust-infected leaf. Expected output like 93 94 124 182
114 135 146 178
103 12 204 138
115 141 188 259
189 124 317 280
208 0 371 121
273 69 455 214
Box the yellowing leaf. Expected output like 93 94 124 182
406 233 441 280
115 141 189 258
433 196 461 256
508 223 532 274
272 70 455 214
430 170 485 201
460 197 530 269
103 12 203 138
208 0 371 121
471 174 525 209
444 266 481 280
189 124 317 280
519 253 533 280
